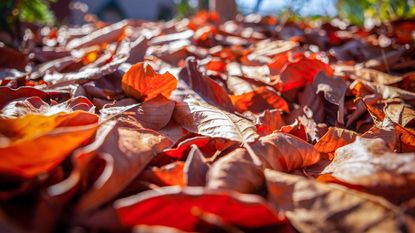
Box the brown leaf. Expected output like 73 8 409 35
207 148 264 193
356 80 415 105
266 169 410 233
100 95 175 130
65 21 128 50
252 132 321 172
351 67 402 85
0 86 48 110
0 47 28 71
226 62 278 87
180 58 234 111
184 145 209 186
173 99 258 143
74 118 173 213
44 40 130 85
312 72 347 124
321 136 415 203
384 102 415 127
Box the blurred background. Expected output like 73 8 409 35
65 0 337 23
0 0 414 29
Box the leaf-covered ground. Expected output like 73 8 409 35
1 11 415 233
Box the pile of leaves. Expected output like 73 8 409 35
1 11 415 233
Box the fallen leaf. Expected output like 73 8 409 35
0 47 28 71
151 161 185 187
1 96 94 118
180 57 234 111
384 102 415 127
44 40 130 85
207 148 264 193
230 86 289 113
184 145 210 186
0 111 98 178
173 99 258 143
312 72 347 124
83 186 286 231
0 86 48 110
350 67 402 85
321 136 415 203
162 136 211 159
279 57 333 92
122 62 178 101
314 127 359 156
100 95 175 130
266 169 410 233
252 132 321 171
74 118 172 213
256 109 286 136
66 21 128 50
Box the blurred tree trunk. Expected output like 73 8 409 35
198 0 209 10
253 0 264 13
209 0 237 21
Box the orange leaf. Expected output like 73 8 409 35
0 111 98 178
152 162 185 187
122 62 178 101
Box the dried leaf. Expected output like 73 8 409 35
230 86 289 114
321 137 415 202
184 145 209 186
207 148 264 193
100 95 175 130
180 58 234 111
151 161 185 187
74 118 172 213
266 169 410 233
83 187 286 231
256 109 286 136
173 99 258 143
314 127 359 155
279 57 333 92
66 21 128 50
122 62 178 101
252 132 321 171
0 111 98 178
384 102 415 127
0 86 48 110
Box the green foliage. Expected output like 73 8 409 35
337 0 415 26
17 0 55 25
0 0 55 32
175 0 194 18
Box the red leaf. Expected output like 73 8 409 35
115 187 286 231
230 86 289 113
279 57 333 92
